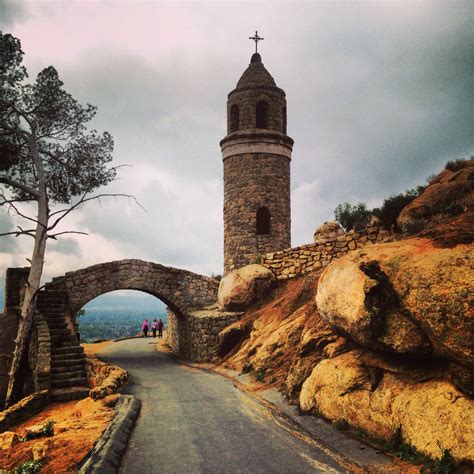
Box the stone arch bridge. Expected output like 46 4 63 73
26 259 239 402
41 259 219 316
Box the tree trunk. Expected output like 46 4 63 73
5 135 48 407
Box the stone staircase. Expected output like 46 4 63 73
36 283 89 402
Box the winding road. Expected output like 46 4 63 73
98 338 348 473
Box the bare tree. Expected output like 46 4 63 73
0 33 134 405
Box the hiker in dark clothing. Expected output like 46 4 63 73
142 319 149 337
157 319 164 338
151 319 158 338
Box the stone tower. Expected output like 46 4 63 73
221 52 294 274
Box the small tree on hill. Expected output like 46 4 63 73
334 202 371 232
372 186 425 230
0 33 133 405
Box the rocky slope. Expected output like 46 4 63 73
398 158 474 246
218 237 474 464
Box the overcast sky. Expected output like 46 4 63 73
1 0 473 286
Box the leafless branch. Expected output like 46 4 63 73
0 227 36 238
48 230 89 239
0 177 40 199
3 199 41 226
48 192 145 231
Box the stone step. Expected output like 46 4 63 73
51 354 86 366
49 328 71 337
51 340 80 350
50 386 89 403
52 364 85 374
44 317 67 324
52 377 88 389
51 345 84 355
40 310 66 316
51 370 87 381
37 297 66 309
51 335 77 343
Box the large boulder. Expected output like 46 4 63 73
313 221 344 243
218 264 275 311
315 238 474 389
300 350 474 462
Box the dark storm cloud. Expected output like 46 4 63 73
1 1 473 271
55 51 231 181
286 1 474 204
0 1 28 28
0 212 19 254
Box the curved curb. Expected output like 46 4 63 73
78 395 141 473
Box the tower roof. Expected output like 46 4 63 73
235 53 277 89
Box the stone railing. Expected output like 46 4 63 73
262 227 394 280
0 390 49 433
85 358 128 400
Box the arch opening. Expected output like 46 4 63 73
256 101 269 129
256 207 271 235
230 104 240 132
75 290 169 342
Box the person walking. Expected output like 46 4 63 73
157 319 164 338
142 319 149 337
151 319 158 338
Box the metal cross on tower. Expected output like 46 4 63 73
249 30 264 53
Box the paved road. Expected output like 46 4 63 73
98 338 348 474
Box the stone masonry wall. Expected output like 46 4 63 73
224 153 291 274
262 226 394 280
167 308 242 361
44 259 218 315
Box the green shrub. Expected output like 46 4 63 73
432 449 456 474
445 158 470 172
372 187 425 230
241 362 252 374
254 367 266 382
42 420 54 436
334 202 371 232
440 202 464 217
400 218 425 235
14 460 43 474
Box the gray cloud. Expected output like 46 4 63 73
1 1 473 278
0 212 20 254
48 238 82 258
0 1 29 28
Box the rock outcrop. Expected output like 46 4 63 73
397 158 474 246
219 238 474 464
300 349 474 462
398 158 474 227
316 238 474 391
218 264 275 311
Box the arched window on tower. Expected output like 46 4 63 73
282 106 287 134
230 104 240 133
256 101 269 129
256 207 271 235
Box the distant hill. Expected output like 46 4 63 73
84 291 167 311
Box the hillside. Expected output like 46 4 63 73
216 160 474 469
